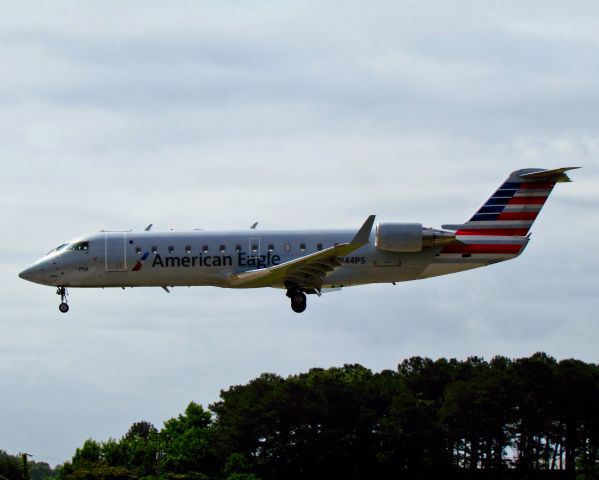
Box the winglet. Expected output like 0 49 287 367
351 215 376 245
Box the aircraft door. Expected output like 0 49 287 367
249 237 260 258
105 232 127 271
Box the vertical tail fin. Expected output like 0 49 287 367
450 167 579 237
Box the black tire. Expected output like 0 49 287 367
290 292 307 313
59 303 69 313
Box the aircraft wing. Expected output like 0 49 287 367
229 215 375 290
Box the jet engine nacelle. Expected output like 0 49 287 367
375 223 456 253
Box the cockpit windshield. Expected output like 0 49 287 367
68 241 89 251
46 243 69 255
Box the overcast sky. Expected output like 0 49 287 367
1 0 598 466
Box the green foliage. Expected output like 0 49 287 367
161 402 215 476
0 449 23 480
225 474 260 480
58 463 137 479
222 453 254 478
125 421 157 442
0 451 57 480
57 428 157 479
28 460 57 480
212 365 393 479
53 354 599 480
73 439 102 465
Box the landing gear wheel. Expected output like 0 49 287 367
290 291 307 313
56 286 69 313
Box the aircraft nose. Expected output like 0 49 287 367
19 265 36 281
19 262 50 284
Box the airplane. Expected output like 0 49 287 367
19 167 578 313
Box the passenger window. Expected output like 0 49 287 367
251 244 258 253
317 243 323 251
135 247 142 255
151 246 158 254
168 246 175 254
235 245 242 253
203 245 209 254
284 243 291 253
300 243 306 252
185 245 192 253
220 245 226 253
268 244 274 252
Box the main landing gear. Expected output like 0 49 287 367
287 289 307 313
57 286 69 313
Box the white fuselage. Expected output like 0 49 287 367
19 228 526 290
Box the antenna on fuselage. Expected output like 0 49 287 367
145 224 153 231
250 222 258 229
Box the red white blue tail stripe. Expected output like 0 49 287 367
457 180 556 237
439 167 578 258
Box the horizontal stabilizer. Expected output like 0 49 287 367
519 167 580 183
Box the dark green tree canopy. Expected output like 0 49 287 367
51 354 599 480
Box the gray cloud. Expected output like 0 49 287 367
1 0 598 466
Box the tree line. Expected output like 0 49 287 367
0 450 56 480
9 353 599 479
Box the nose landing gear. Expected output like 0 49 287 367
57 286 69 313
287 289 307 313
